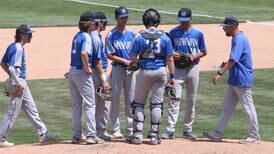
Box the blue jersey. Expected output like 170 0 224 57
228 32 253 88
70 31 93 69
130 29 173 70
170 26 207 64
90 31 106 68
1 42 26 79
105 27 134 67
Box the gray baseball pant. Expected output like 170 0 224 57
166 65 199 133
0 78 48 140
68 68 96 138
132 67 167 138
110 65 135 136
92 68 111 135
215 85 260 139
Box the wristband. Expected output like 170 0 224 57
170 73 175 79
217 71 223 76
100 73 107 82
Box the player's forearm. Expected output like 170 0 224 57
8 66 21 85
108 54 130 66
167 55 175 74
80 51 91 73
219 60 235 75
1 62 9 75
194 51 207 60
94 59 107 82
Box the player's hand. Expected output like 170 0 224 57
173 52 181 61
102 81 111 92
124 60 131 66
188 54 195 63
15 83 24 96
212 74 221 85
167 79 175 86
85 68 93 75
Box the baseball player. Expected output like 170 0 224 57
68 11 109 144
128 8 175 145
90 12 112 141
0 24 57 147
162 8 207 140
203 16 260 144
105 6 136 139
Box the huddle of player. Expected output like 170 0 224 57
0 6 259 147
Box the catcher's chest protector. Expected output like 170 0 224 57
140 30 164 59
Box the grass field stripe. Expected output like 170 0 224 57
67 0 274 26
66 0 224 19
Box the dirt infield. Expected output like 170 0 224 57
0 22 274 81
0 23 274 153
0 139 274 154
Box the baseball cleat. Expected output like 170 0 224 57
150 135 161 145
39 132 58 143
0 140 15 147
239 137 260 144
98 132 113 141
183 131 197 139
86 136 105 144
126 135 142 145
112 131 124 139
203 130 223 142
161 131 175 139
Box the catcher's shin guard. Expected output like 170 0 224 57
150 102 163 136
131 101 145 135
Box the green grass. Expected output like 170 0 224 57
0 0 274 27
0 68 273 144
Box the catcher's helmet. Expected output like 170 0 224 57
96 87 112 101
142 8 160 27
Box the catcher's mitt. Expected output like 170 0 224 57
96 87 112 101
165 84 179 101
126 61 139 71
174 53 194 69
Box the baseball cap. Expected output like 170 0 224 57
115 6 129 18
220 16 239 27
94 12 107 23
16 24 34 35
176 8 192 22
79 11 95 22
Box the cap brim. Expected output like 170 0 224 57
219 23 230 27
176 17 191 22
117 14 128 18
26 30 35 33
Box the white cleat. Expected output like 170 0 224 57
0 140 15 147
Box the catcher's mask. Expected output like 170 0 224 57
142 8 160 27
165 84 179 101
96 87 112 101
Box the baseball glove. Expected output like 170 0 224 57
174 53 194 69
165 84 179 101
96 87 112 101
126 61 139 71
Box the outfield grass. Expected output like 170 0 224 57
0 68 273 144
0 0 274 27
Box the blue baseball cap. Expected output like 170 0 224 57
16 24 34 35
115 6 129 18
220 16 239 27
176 8 192 22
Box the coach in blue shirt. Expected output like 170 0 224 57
203 16 260 144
